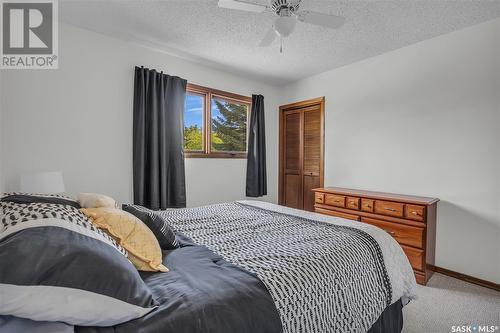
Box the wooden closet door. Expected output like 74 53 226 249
302 107 322 211
279 98 324 211
282 110 302 209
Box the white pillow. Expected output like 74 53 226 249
77 193 116 208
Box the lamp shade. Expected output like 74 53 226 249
20 171 65 194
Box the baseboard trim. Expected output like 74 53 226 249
428 265 500 292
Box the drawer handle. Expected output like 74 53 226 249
384 207 397 212
411 211 420 216
385 230 396 236
364 204 371 208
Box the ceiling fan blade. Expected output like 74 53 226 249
259 27 277 46
218 0 267 13
296 11 346 29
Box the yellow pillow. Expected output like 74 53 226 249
81 208 168 273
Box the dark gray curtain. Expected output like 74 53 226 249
133 66 187 209
246 95 267 197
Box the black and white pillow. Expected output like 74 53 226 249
0 197 126 255
0 194 158 326
123 204 179 250
1 193 81 209
1 192 77 201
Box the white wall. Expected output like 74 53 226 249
2 18 498 284
1 22 279 206
280 19 500 284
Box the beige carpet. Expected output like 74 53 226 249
403 273 500 333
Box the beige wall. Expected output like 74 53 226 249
279 19 500 283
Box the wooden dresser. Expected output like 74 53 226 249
313 187 439 285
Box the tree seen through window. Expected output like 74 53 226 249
183 86 249 157
211 97 247 152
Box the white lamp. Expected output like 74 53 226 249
20 171 65 194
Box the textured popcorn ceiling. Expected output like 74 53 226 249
59 0 500 85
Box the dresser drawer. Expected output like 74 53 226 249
312 187 438 286
401 245 425 271
361 199 374 212
317 208 359 221
374 200 404 218
360 217 424 248
315 192 324 204
405 205 425 221
346 197 360 210
324 194 346 208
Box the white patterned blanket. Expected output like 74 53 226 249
158 201 416 333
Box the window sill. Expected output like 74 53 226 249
185 152 247 159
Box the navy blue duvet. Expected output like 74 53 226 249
75 234 282 333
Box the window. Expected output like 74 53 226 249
184 84 251 158
184 93 204 152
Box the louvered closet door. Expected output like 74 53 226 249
302 107 322 212
279 98 324 212
283 110 302 209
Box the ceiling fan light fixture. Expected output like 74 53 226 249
274 16 296 37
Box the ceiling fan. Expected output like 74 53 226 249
218 0 345 53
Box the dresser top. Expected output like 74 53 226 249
313 187 439 205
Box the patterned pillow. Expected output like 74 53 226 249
1 193 81 209
123 204 179 250
0 200 126 256
0 198 157 326
1 192 76 201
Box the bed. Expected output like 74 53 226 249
0 197 415 333
77 200 416 333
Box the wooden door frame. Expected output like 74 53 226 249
278 97 325 206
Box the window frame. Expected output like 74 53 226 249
184 83 251 159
